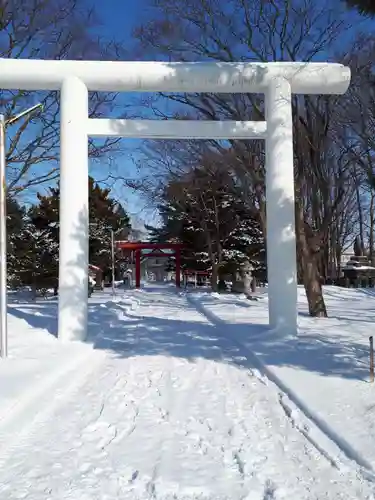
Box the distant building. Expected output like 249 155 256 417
141 249 174 282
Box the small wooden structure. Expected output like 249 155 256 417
183 269 211 288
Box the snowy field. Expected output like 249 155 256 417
0 285 375 499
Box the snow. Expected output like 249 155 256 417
0 285 375 499
188 287 375 472
343 263 375 270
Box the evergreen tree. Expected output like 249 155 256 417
18 220 59 293
27 186 60 291
152 165 265 289
88 177 131 276
26 176 131 286
7 197 27 287
5 195 59 292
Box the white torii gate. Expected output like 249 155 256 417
0 59 351 342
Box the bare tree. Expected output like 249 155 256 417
333 36 375 264
341 36 375 182
131 0 362 316
163 159 263 291
0 0 127 194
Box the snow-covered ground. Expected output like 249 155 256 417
189 287 375 473
0 285 375 499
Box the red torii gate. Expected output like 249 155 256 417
115 241 183 288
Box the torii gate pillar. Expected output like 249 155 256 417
58 77 89 341
135 249 141 289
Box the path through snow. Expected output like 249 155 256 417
0 286 374 499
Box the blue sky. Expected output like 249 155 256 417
9 0 375 229
89 0 156 227
95 0 142 37
88 0 375 229
8 0 155 228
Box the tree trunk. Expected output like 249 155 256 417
211 263 219 292
296 204 328 317
355 182 365 254
301 252 327 316
369 191 375 264
335 246 342 282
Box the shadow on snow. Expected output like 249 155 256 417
7 283 372 383
6 202 372 383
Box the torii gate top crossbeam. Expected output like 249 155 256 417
0 59 350 94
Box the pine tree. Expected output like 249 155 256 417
88 177 131 277
27 177 131 285
153 165 265 290
19 220 59 294
27 186 60 292
4 195 59 293
7 197 27 287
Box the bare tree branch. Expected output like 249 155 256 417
0 0 132 194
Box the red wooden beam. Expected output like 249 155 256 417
116 241 183 250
